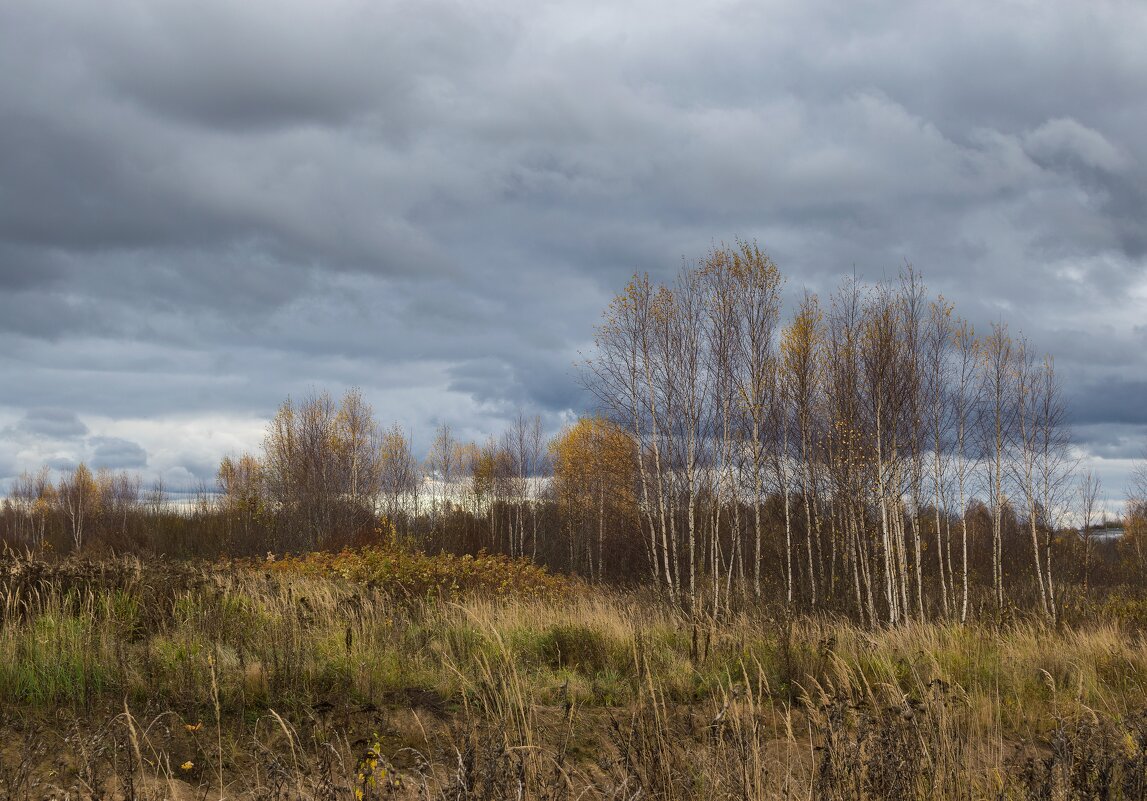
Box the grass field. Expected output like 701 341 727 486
3 549 1147 799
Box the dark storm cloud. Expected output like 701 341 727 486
1071 424 1147 461
0 251 66 290
0 0 1145 495
1070 379 1147 427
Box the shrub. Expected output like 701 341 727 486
248 546 573 600
537 623 611 672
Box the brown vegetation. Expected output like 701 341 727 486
3 552 1147 798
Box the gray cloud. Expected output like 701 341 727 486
1024 118 1130 174
10 409 90 439
1070 379 1147 427
46 456 78 472
89 437 148 470
1072 423 1147 462
0 0 1145 497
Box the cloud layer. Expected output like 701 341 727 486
1 0 1145 497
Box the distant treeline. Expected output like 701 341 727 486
2 243 1146 623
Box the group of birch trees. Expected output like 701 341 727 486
240 393 555 558
422 414 549 560
3 464 144 552
585 242 1074 622
238 389 423 549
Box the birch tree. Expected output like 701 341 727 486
951 318 979 622
1077 469 1100 594
57 463 98 553
978 323 1016 611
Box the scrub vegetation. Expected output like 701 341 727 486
3 245 1147 798
5 551 1147 799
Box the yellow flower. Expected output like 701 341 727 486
185 722 203 732
180 761 194 771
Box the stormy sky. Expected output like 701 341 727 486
1 0 1145 506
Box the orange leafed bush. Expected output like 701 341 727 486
250 546 572 600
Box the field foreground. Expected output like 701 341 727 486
3 552 1147 800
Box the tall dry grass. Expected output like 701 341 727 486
4 552 1147 798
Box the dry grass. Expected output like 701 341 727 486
4 552 1147 798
